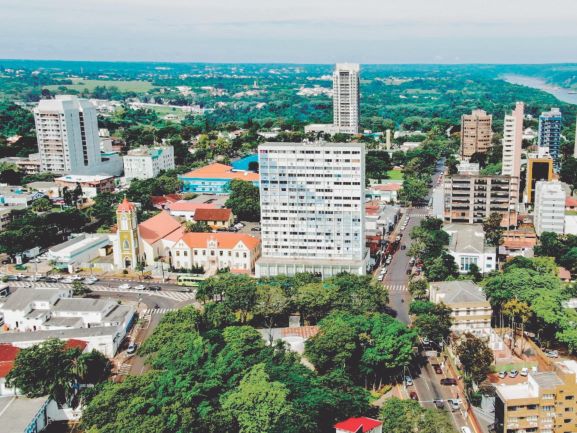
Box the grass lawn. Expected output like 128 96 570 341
44 78 154 92
387 169 404 180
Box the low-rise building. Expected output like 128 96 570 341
166 201 218 221
192 208 234 229
0 154 41 175
179 163 259 194
123 145 175 180
0 208 14 231
429 280 492 336
48 233 113 272
500 229 538 258
495 360 577 433
334 417 383 433
25 181 60 198
0 185 40 208
54 174 115 199
169 232 261 273
444 223 497 274
366 183 402 203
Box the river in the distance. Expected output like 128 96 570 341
502 74 577 105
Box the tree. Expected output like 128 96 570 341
398 177 428 205
456 333 494 384
197 273 257 323
31 197 52 212
408 277 428 298
560 156 577 193
222 363 292 433
6 340 108 405
225 179 260 222
255 284 289 343
413 302 452 344
380 398 455 433
425 253 458 281
483 212 504 246
468 263 482 282
72 280 91 297
295 282 335 325
184 221 212 232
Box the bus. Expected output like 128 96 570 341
176 274 207 289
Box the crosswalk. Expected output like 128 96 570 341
384 284 408 292
7 281 196 302
143 308 178 315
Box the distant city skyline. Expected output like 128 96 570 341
2 0 577 64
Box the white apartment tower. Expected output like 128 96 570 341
534 180 566 236
333 63 360 134
34 96 103 174
123 145 175 180
256 142 367 278
501 102 524 180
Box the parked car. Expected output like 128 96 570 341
448 399 460 411
5 275 19 281
440 378 457 386
126 342 137 355
520 368 529 377
433 399 445 409
377 274 384 281
498 371 507 379
147 285 161 291
404 376 413 386
509 370 519 378
461 427 472 433
118 283 131 290
409 391 418 401
134 284 146 291
61 278 74 284
251 227 261 232
546 350 559 358
84 277 98 285
432 364 443 374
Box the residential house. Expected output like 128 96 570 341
167 201 218 221
444 223 497 274
429 280 492 336
193 208 234 229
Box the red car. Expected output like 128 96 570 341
410 391 419 401
432 364 443 374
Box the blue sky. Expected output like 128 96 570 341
1 0 577 63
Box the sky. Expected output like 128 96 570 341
1 0 577 64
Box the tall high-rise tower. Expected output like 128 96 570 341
256 142 367 278
502 102 524 180
538 108 563 169
333 63 360 134
460 109 493 159
34 96 103 174
114 197 140 270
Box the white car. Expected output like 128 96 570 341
520 367 529 377
118 283 131 290
61 278 74 284
134 284 146 291
84 277 98 285
377 274 384 281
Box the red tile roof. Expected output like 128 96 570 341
139 211 183 245
194 208 233 222
559 267 572 281
334 417 382 433
179 232 260 250
0 361 15 378
167 201 218 212
0 344 20 362
117 197 136 212
64 339 88 352
150 194 183 208
181 163 260 182
566 197 577 208
371 183 402 191
281 326 319 339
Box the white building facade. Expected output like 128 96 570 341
534 181 566 235
256 142 367 278
333 63 360 134
123 146 175 180
34 96 122 176
501 102 524 180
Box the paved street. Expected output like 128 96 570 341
377 159 473 432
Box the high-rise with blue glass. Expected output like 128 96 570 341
538 108 563 170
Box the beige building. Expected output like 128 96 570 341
429 280 492 336
495 360 577 433
460 109 493 159
444 174 518 224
